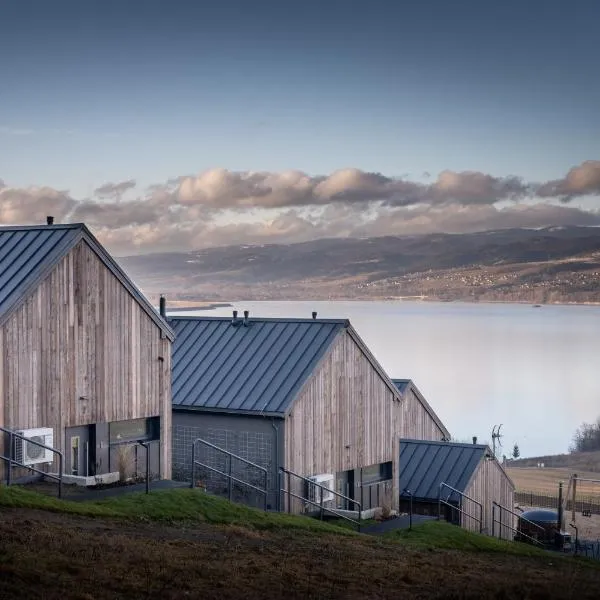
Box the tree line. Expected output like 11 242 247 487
571 416 600 453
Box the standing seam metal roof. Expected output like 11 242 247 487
170 316 347 415
0 224 174 339
399 439 488 500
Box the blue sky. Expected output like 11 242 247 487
1 0 599 252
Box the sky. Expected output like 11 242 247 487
1 0 600 255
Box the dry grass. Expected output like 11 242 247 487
506 467 600 495
1 508 599 600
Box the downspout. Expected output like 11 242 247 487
271 418 280 511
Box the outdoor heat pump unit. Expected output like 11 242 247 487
14 427 54 466
306 473 335 504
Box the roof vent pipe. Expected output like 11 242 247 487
472 436 478 445
243 310 249 326
312 311 317 319
159 295 166 318
232 310 238 325
46 216 54 225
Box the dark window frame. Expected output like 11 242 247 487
109 417 160 444
361 461 393 484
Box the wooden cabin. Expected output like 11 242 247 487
169 313 412 513
399 439 515 539
0 221 174 485
392 379 450 442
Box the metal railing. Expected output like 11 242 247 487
0 426 64 498
190 438 268 511
438 482 483 533
279 467 362 531
492 501 545 545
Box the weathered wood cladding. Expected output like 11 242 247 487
1 240 171 478
400 387 447 441
462 458 515 539
284 329 402 510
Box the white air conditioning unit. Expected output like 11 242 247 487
306 473 335 504
15 428 54 466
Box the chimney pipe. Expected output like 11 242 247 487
472 436 478 445
243 310 249 326
312 311 317 319
159 295 166 318
46 216 54 225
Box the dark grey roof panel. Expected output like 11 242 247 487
0 226 81 320
170 316 346 415
399 439 487 500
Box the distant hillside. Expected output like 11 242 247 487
117 226 600 304
509 450 600 472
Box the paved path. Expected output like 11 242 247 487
362 514 437 534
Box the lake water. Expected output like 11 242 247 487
175 300 600 458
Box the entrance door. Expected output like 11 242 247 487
65 426 94 477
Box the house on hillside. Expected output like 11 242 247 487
168 312 411 513
0 219 173 486
399 439 515 539
392 379 450 442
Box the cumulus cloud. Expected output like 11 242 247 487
1 160 599 254
537 161 600 200
93 179 136 201
0 186 76 225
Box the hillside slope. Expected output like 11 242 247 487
117 226 600 304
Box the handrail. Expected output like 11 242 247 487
279 467 362 532
492 501 545 546
0 425 64 498
190 437 268 511
438 482 483 533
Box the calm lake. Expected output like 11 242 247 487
176 300 600 458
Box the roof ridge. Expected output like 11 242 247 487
168 315 350 325
0 223 85 231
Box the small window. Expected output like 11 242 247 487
109 417 159 444
361 461 393 484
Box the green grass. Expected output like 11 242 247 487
1 484 597 566
0 485 354 535
386 519 552 557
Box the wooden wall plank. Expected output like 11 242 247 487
284 330 403 511
0 240 171 480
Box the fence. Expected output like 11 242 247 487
515 491 600 516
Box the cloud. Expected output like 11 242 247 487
93 179 136 200
537 161 600 200
430 171 529 205
0 186 76 225
1 160 599 254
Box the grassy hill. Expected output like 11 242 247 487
509 450 600 472
1 485 599 599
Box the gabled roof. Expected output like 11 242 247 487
399 439 491 500
393 379 451 439
0 223 174 340
170 316 348 416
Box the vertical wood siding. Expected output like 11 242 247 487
284 330 402 511
462 458 515 539
1 240 171 478
400 388 446 441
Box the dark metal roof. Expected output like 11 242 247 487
0 224 174 339
393 379 451 439
170 316 347 415
399 439 489 500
